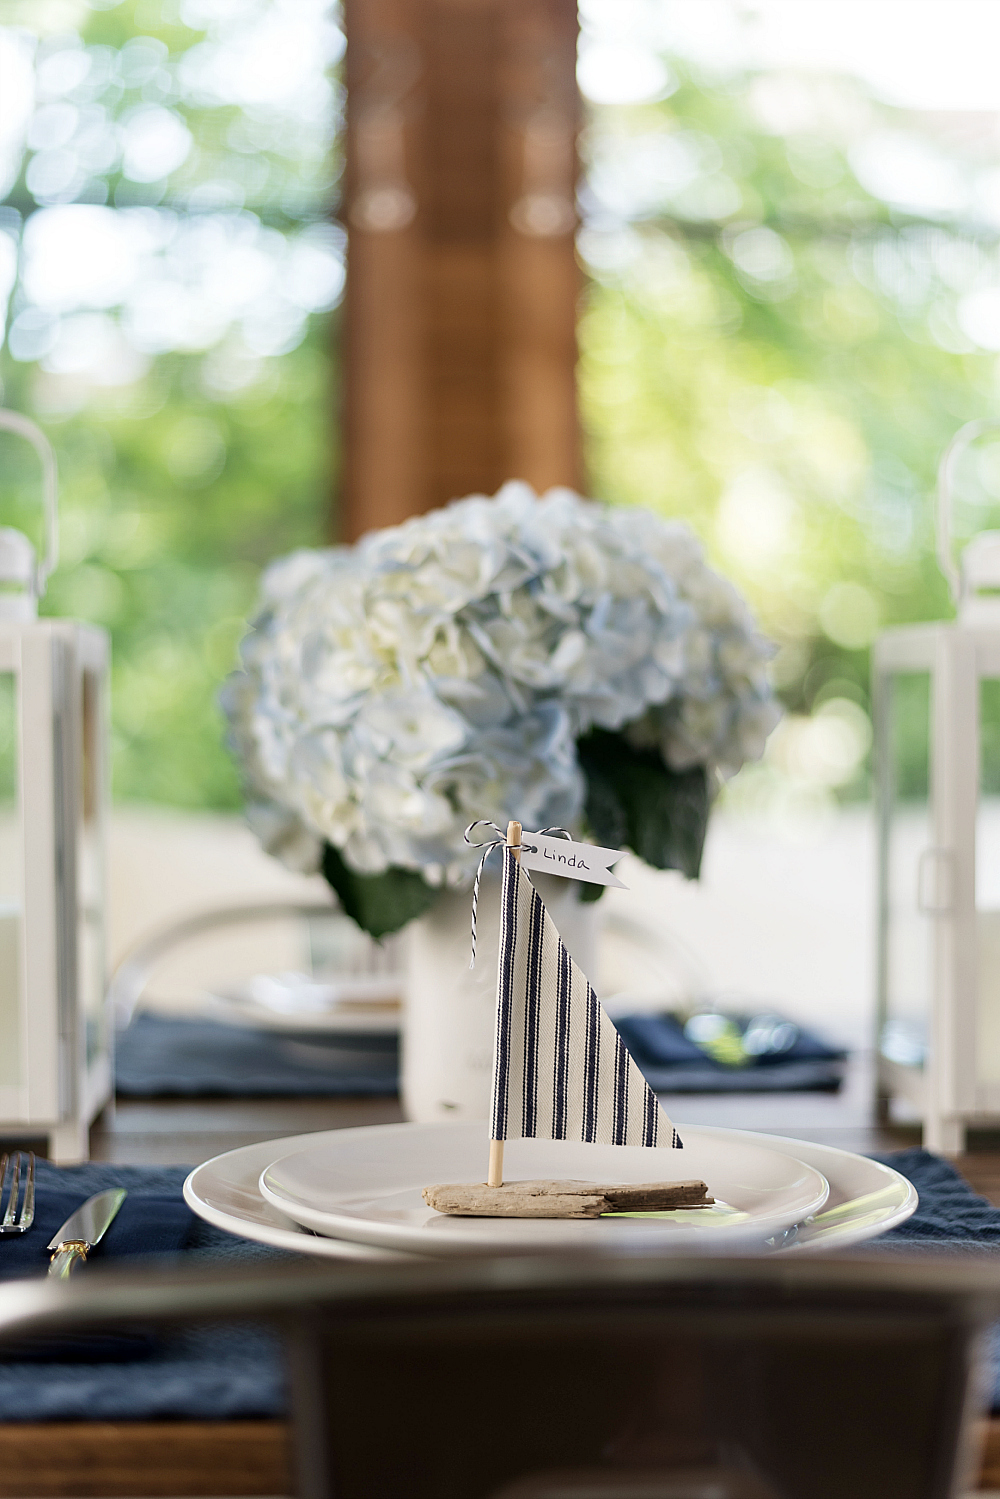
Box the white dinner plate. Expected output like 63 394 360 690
204 976 402 1035
183 1124 917 1260
256 1123 830 1254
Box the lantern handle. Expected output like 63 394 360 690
0 409 58 599
937 417 1000 607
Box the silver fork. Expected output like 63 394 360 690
0 1151 35 1236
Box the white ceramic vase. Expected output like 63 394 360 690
402 872 598 1124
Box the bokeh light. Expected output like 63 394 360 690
5 0 1000 822
579 0 1000 822
0 0 343 807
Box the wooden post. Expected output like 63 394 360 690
339 0 580 540
487 1139 504 1191
487 818 522 1189
341 0 425 537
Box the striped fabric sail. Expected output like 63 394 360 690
490 846 682 1150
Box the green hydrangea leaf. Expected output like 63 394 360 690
321 842 438 938
577 729 709 880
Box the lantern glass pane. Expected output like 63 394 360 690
977 680 1000 1082
0 673 21 1088
78 669 104 1067
880 671 931 1071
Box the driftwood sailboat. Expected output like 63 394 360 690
424 821 714 1219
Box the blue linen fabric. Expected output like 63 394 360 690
873 1148 1000 1252
116 1011 842 1099
871 1148 1000 1414
0 1184 191 1279
1 1149 1000 1421
115 1012 398 1097
616 1013 847 1093
0 1161 299 1421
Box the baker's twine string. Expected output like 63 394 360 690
463 821 572 969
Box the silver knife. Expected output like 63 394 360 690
47 1188 127 1279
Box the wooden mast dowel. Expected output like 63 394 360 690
488 820 522 1189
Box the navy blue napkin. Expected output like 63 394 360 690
115 1012 399 1097
870 1148 1000 1412
874 1147 1000 1250
0 1173 197 1363
616 1014 706 1065
115 1011 844 1100
0 1164 292 1417
0 1184 194 1281
615 1012 847 1093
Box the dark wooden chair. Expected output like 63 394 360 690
0 1252 997 1499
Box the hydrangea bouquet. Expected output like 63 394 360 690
222 484 779 938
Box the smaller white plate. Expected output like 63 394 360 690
258 1123 830 1255
187 1131 412 1262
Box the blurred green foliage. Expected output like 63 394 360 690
3 11 1000 816
889 674 930 802
0 0 339 807
580 71 1000 802
0 675 15 805
0 340 333 807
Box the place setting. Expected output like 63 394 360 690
186 1120 919 1262
11 6 1000 1491
111 902 404 1099
182 820 918 1265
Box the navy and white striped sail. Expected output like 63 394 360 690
491 846 682 1150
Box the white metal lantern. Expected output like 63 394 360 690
0 410 111 1163
875 418 1000 1153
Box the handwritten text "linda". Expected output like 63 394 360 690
542 849 591 870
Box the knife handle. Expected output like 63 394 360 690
48 1241 89 1279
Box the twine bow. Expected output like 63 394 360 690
463 821 572 969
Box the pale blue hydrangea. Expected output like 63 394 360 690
221 483 779 883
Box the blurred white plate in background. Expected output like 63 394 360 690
204 970 402 1034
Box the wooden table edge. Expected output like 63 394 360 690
0 1418 292 1498
2 1414 1000 1495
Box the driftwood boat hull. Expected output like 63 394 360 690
422 1179 714 1219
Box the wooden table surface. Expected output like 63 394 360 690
5 1065 1000 1497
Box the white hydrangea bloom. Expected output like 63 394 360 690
221 483 780 881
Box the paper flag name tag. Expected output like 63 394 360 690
519 833 627 889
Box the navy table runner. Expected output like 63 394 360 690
0 1182 192 1280
115 1013 398 1098
115 1011 844 1098
617 1013 846 1093
871 1147 1000 1251
1 1148 1000 1422
0 1162 294 1420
